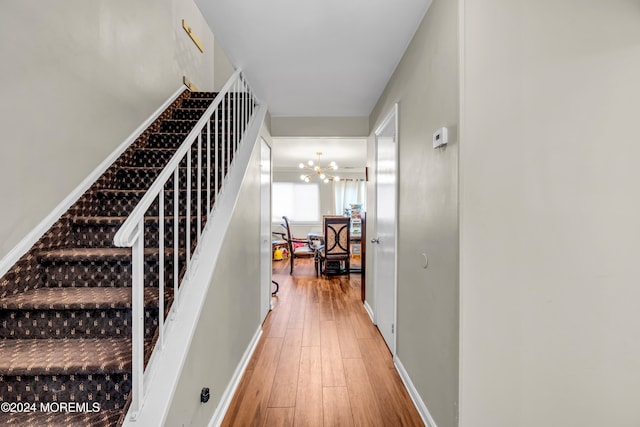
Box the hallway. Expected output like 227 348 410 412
222 258 423 426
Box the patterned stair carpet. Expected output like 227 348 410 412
0 90 230 426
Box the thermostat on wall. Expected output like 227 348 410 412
433 127 448 148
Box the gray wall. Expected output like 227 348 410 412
367 0 459 425
165 125 269 425
0 0 214 261
459 0 640 425
214 38 235 91
271 116 369 137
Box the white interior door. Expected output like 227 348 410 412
373 104 398 354
260 138 272 322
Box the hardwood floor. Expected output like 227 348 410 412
221 258 424 427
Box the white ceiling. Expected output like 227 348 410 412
271 138 367 171
196 0 432 117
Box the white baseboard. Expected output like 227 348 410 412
364 300 375 324
0 86 186 278
209 326 263 427
394 356 438 427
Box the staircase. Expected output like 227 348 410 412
0 88 245 426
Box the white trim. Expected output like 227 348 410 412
209 326 263 427
363 300 375 323
0 86 187 278
374 102 398 136
394 356 438 427
122 104 268 426
259 138 272 323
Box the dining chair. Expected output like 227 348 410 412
281 216 315 274
316 216 350 277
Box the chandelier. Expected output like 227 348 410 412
299 152 340 183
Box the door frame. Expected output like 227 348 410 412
373 103 399 355
260 137 272 322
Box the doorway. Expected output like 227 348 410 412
373 104 398 354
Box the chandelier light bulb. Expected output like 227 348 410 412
297 152 339 183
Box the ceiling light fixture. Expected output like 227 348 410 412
298 151 340 184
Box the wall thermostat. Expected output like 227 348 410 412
433 127 448 148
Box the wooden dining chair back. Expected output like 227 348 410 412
318 216 350 277
281 216 315 274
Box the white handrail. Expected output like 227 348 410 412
113 70 242 247
113 70 258 419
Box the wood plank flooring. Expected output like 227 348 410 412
221 258 423 427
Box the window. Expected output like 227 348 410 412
333 180 366 215
272 182 320 223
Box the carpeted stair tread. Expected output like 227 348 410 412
38 247 170 261
134 147 223 154
71 216 125 226
92 188 201 197
160 119 234 133
118 166 164 171
94 188 209 195
172 108 234 120
149 131 191 136
162 119 233 124
0 338 131 375
129 147 221 165
146 132 206 148
71 215 194 224
40 247 131 259
94 189 151 196
0 409 124 427
38 247 134 261
0 287 160 310
175 106 211 110
115 166 222 191
117 165 214 173
181 99 213 108
121 165 225 172
189 91 218 98
146 130 234 137
90 188 206 204
148 131 192 137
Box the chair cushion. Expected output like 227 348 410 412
294 246 315 257
323 254 349 261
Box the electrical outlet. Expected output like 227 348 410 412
200 387 210 403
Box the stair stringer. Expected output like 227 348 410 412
123 104 268 426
